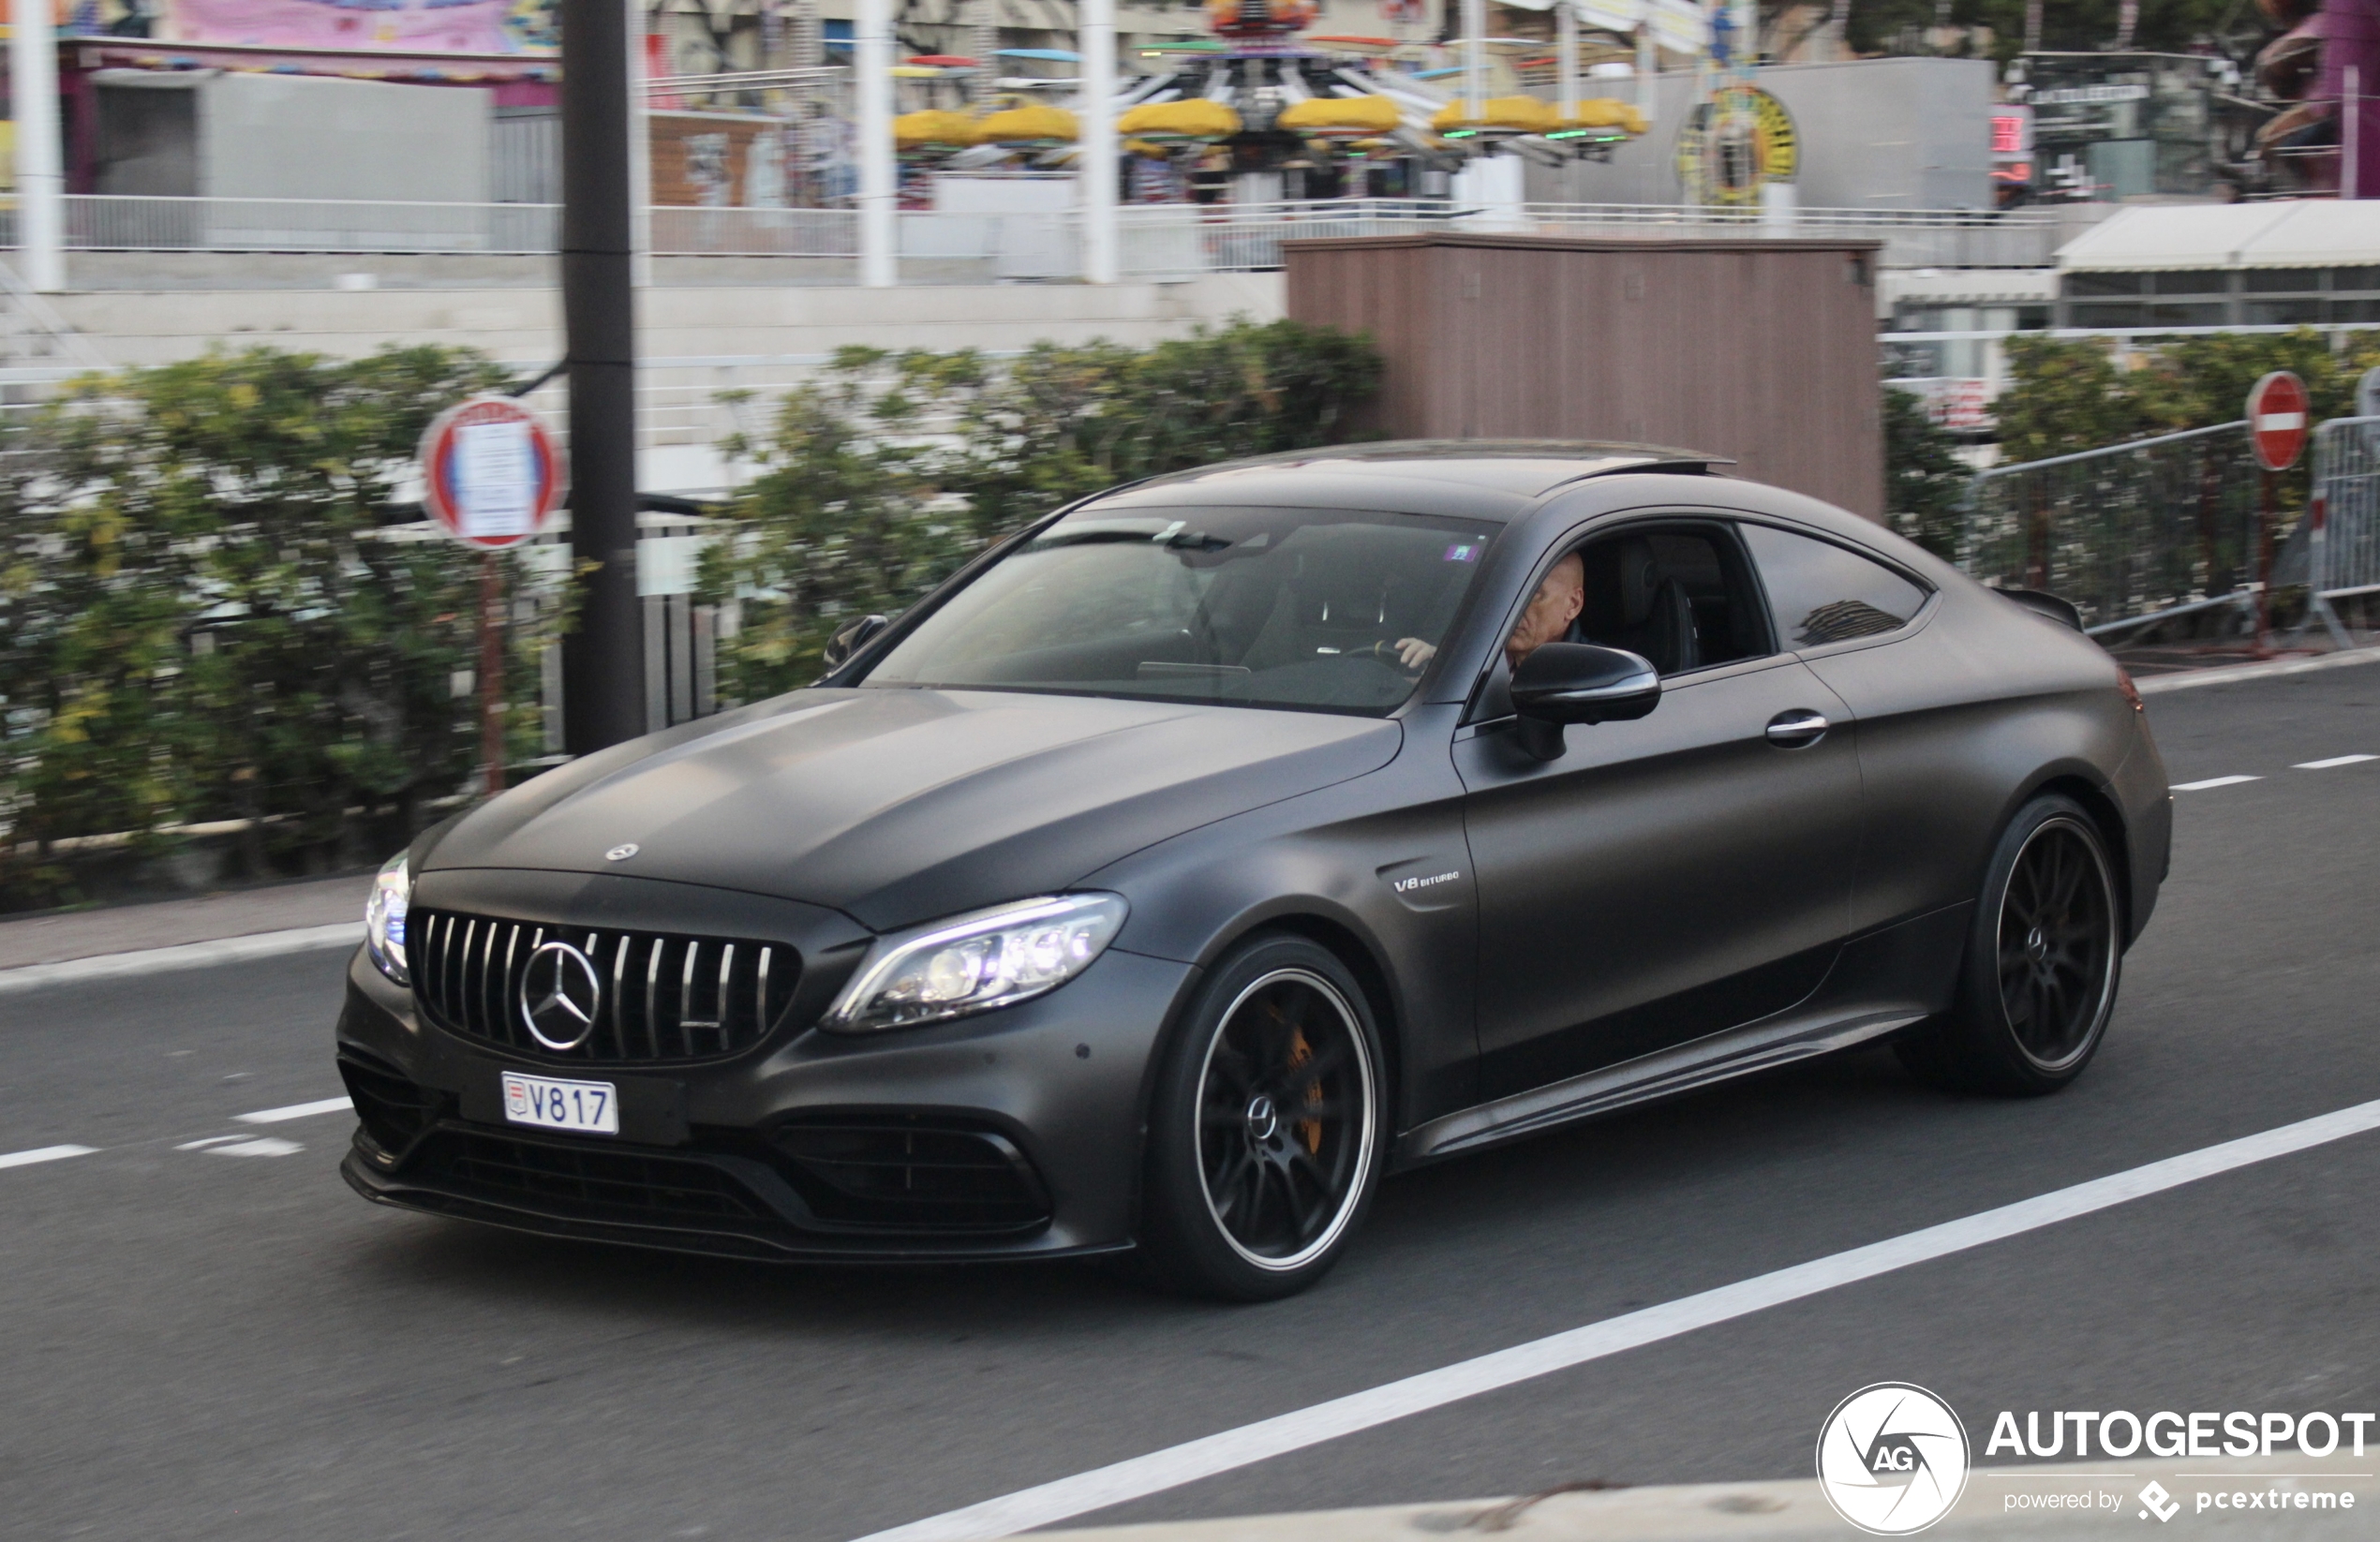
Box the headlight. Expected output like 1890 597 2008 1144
822 893 1127 1032
364 852 411 986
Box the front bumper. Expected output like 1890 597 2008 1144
335 939 1197 1263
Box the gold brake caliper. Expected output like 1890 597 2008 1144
1286 1029 1324 1154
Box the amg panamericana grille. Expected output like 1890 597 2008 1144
410 910 797 1063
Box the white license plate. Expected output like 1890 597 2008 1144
500 1072 619 1134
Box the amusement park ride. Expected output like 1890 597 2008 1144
891 0 1660 199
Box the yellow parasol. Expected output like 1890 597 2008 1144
893 110 983 149
1116 97 1243 142
1430 95 1556 138
977 103 1079 146
1276 95 1404 139
1547 98 1650 140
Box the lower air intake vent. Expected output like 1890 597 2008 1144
423 1130 765 1223
774 1120 1051 1230
411 910 797 1065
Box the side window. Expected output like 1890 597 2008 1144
1738 523 1928 648
1571 524 1773 676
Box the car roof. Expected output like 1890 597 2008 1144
1082 439 1733 523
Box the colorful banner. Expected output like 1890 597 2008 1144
158 0 557 55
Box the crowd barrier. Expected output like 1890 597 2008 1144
1959 422 2268 636
1963 413 2380 645
2303 415 2380 645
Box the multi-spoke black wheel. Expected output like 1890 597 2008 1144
1996 817 2117 1071
1140 935 1383 1299
1195 969 1376 1268
1898 793 2123 1096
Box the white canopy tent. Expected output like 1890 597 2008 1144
2057 200 2380 273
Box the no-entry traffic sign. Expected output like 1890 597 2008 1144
419 393 564 549
2247 370 2311 472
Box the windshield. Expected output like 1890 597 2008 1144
862 507 1497 715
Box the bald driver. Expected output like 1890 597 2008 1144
1391 550 1584 674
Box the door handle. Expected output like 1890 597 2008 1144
1765 708 1830 748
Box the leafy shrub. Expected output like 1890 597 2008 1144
1997 330 2380 464
0 345 558 898
1882 385 1969 560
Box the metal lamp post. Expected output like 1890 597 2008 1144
559 0 647 752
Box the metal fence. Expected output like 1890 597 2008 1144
508 512 724 746
647 205 856 258
7 194 2052 273
1520 202 2060 268
1961 422 2271 634
2308 417 2380 598
49 198 563 255
2303 415 2380 644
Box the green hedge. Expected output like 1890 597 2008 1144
1 323 1382 908
0 345 557 906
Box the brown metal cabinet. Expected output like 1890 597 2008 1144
1283 232 1885 520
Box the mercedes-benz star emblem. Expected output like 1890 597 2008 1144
605 843 639 862
519 941 603 1051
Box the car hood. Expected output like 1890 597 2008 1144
424 688 1402 931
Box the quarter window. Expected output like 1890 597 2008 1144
1739 524 1928 648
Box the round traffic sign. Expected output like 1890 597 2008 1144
2246 370 2310 472
418 393 564 549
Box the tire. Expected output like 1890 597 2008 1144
1897 793 2123 1097
1137 933 1387 1301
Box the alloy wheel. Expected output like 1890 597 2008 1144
1194 968 1377 1271
1995 816 2117 1070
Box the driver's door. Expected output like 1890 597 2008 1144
1455 521 1864 1100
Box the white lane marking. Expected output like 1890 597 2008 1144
0 922 360 998
0 1144 97 1171
851 1097 2380 1542
176 1135 246 1150
201 1137 304 1158
2172 775 2260 791
236 1096 352 1124
2296 754 2378 770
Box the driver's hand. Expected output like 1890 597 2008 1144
1393 637 1436 670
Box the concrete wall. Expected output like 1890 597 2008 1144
198 74 490 203
1528 56 1996 211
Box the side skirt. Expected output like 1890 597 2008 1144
1393 1001 1926 1166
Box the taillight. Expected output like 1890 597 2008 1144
2115 666 2145 713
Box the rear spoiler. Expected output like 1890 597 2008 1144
1995 587 2084 632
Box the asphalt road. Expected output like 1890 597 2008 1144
4 663 2378 1542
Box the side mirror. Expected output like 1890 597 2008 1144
822 613 890 672
1509 643 1661 760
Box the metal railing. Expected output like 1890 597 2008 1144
47 197 562 255
1520 202 2060 268
2303 415 2380 645
9 194 2053 272
1960 422 2271 634
647 205 856 258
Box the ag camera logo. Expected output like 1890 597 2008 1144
1817 1383 1971 1535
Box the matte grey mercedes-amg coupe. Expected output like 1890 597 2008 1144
338 442 2171 1299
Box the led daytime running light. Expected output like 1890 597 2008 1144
364 851 411 986
824 893 1127 1032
